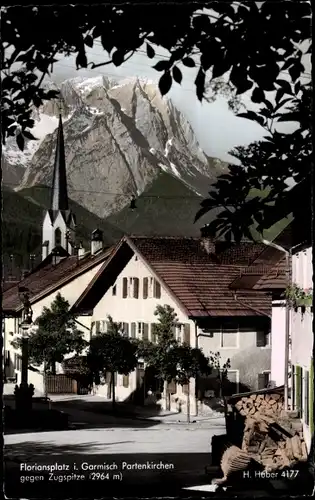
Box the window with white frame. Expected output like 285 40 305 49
138 322 149 340
256 329 271 347
122 277 139 298
143 277 161 299
220 323 238 348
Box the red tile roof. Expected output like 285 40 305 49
74 236 271 317
2 247 113 313
129 237 271 317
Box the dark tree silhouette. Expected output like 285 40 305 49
1 2 311 239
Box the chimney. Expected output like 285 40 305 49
78 242 86 260
91 229 103 255
200 225 215 255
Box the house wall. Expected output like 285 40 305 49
91 254 271 411
3 263 103 395
271 301 286 387
291 246 313 452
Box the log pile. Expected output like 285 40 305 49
234 392 284 417
232 392 308 472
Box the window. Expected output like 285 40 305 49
54 227 62 246
130 322 136 338
122 277 139 298
112 285 117 296
144 277 161 298
256 330 271 347
258 371 270 390
221 324 238 348
121 322 129 337
95 320 100 333
138 322 149 340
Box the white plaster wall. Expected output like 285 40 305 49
271 301 286 386
291 247 313 369
3 263 103 392
92 254 270 408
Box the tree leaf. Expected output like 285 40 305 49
252 87 265 103
84 35 93 48
153 60 171 72
76 50 87 69
23 130 38 140
172 65 182 84
182 57 195 67
16 131 25 151
194 67 205 101
112 50 125 66
146 43 155 59
276 79 293 95
158 71 172 96
212 56 230 78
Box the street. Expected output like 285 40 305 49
4 398 227 497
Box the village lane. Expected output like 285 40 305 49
5 400 226 498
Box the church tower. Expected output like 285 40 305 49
42 115 76 260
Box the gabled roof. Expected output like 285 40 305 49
72 236 271 318
2 246 113 314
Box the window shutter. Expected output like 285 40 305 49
183 384 189 395
95 320 100 333
143 323 149 341
123 374 129 388
256 331 266 347
154 279 161 298
143 278 148 299
133 278 139 298
131 322 136 338
91 321 95 339
183 324 191 345
171 325 176 338
151 323 157 343
123 277 128 298
114 372 117 386
305 370 309 425
123 322 129 336
258 373 266 390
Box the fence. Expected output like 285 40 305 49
45 374 77 394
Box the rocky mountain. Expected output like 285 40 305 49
9 76 227 220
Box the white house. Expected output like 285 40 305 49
290 244 313 453
72 235 273 413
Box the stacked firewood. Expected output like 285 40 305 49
232 393 308 471
235 393 284 417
